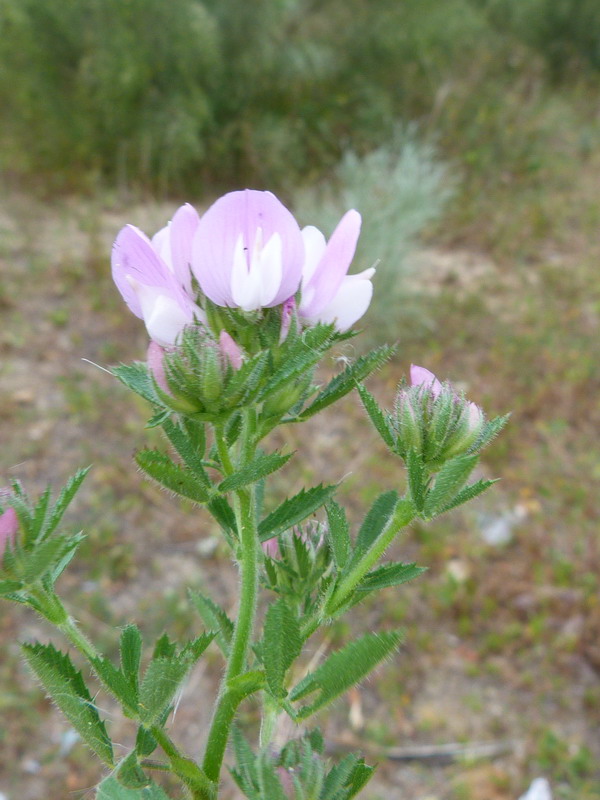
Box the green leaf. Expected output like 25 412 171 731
91 656 139 714
138 633 214 725
259 484 337 542
322 754 375 800
263 598 302 698
135 725 158 758
351 491 399 563
407 449 427 511
231 725 258 793
423 454 478 517
219 452 293 493
259 324 337 399
135 450 209 504
120 624 143 694
289 630 403 718
22 642 113 765
96 774 170 800
22 533 85 584
326 501 351 569
357 562 426 592
257 756 288 800
112 362 159 406
116 752 151 789
207 495 238 540
189 590 234 657
43 468 90 540
356 383 396 449
437 478 497 515
161 418 209 480
297 345 394 420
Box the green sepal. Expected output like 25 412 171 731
259 484 337 542
473 413 510 451
135 449 210 504
219 451 293 493
436 478 497 515
263 598 302 698
406 449 427 511
135 725 158 758
120 624 143 695
289 630 403 719
22 642 114 765
189 590 234 657
297 345 394 421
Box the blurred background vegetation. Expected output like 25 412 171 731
0 1 599 798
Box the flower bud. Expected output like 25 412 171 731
444 400 484 458
219 330 243 370
393 390 423 455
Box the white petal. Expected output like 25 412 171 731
151 225 174 272
129 279 190 346
301 225 327 286
302 274 373 332
257 232 283 306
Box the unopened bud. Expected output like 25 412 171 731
0 492 18 558
219 330 243 370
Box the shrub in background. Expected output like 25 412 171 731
295 131 455 345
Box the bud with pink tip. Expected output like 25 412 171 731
0 491 18 558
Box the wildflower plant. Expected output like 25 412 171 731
0 189 507 799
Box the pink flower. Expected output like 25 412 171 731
112 204 202 346
298 210 374 332
191 190 304 311
0 492 18 557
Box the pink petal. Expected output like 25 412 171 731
299 209 361 318
112 225 175 318
410 365 443 397
169 203 199 295
191 190 304 308
0 505 18 555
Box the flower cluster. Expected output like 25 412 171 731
112 190 374 350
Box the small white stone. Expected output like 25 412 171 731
518 777 552 800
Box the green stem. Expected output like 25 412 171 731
202 487 259 784
325 499 416 616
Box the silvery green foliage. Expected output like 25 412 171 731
295 130 456 342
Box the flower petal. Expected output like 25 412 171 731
130 280 193 346
112 225 174 318
169 203 199 295
300 209 361 318
302 268 374 332
192 190 304 308
410 365 443 397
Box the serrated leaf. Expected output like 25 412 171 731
259 484 337 542
189 591 233 657
91 656 139 714
322 754 375 800
259 325 337 399
437 478 497 515
31 487 51 541
263 599 302 698
22 534 84 583
116 752 150 789
289 630 403 718
135 450 209 504
22 642 113 765
43 468 90 540
96 774 170 800
0 579 24 595
161 418 208 479
120 625 143 694
352 490 399 560
423 454 478 517
326 502 351 569
356 383 396 449
219 452 293 493
297 345 394 420
207 495 238 540
112 362 159 406
356 562 426 592
138 633 214 725
257 756 288 800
